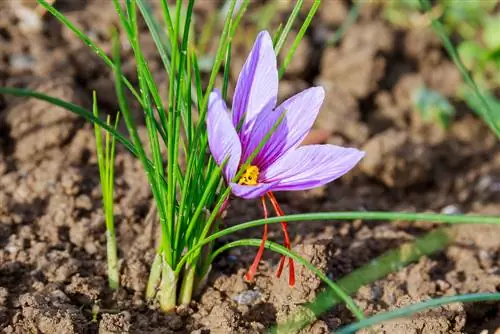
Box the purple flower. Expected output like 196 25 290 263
206 30 364 285
207 31 364 198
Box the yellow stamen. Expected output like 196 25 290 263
238 165 260 185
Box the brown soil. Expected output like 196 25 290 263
1 1 499 333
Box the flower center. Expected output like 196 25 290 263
238 165 260 186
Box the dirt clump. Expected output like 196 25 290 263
5 290 87 334
360 129 433 187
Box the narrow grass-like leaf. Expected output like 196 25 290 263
177 211 499 274
277 227 453 332
0 87 139 155
93 92 120 289
222 40 232 100
111 30 172 263
335 292 500 333
115 0 169 141
418 0 500 137
279 0 320 78
229 0 250 40
184 161 226 256
136 0 172 74
328 0 363 46
37 0 141 104
273 23 284 46
274 0 304 55
178 0 237 257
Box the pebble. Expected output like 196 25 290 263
13 4 42 33
9 54 35 71
232 289 261 305
440 204 461 215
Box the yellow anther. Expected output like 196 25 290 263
238 165 260 186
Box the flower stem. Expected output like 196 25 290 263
93 93 120 290
178 265 196 305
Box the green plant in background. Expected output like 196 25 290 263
93 92 120 290
1 0 500 332
418 0 500 137
442 0 497 40
442 1 500 118
457 13 500 91
462 88 500 130
412 85 455 129
382 0 422 28
383 0 500 133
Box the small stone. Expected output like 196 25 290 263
232 289 261 305
9 54 35 72
476 175 493 192
440 205 461 215
75 195 92 211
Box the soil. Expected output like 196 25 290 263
1 1 499 333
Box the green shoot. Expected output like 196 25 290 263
92 92 120 290
328 0 363 46
278 0 320 78
336 292 500 333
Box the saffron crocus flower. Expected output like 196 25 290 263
207 31 364 286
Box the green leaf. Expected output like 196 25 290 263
0 87 138 155
418 0 500 137
278 0 320 78
462 87 500 129
336 292 500 333
457 40 485 69
37 0 141 104
177 210 500 274
277 228 453 332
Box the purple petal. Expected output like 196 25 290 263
240 103 285 164
248 87 325 170
207 90 242 181
230 181 278 199
232 31 278 144
261 145 364 191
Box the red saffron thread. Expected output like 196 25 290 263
245 196 269 281
268 192 295 287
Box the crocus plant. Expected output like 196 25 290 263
207 31 364 285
